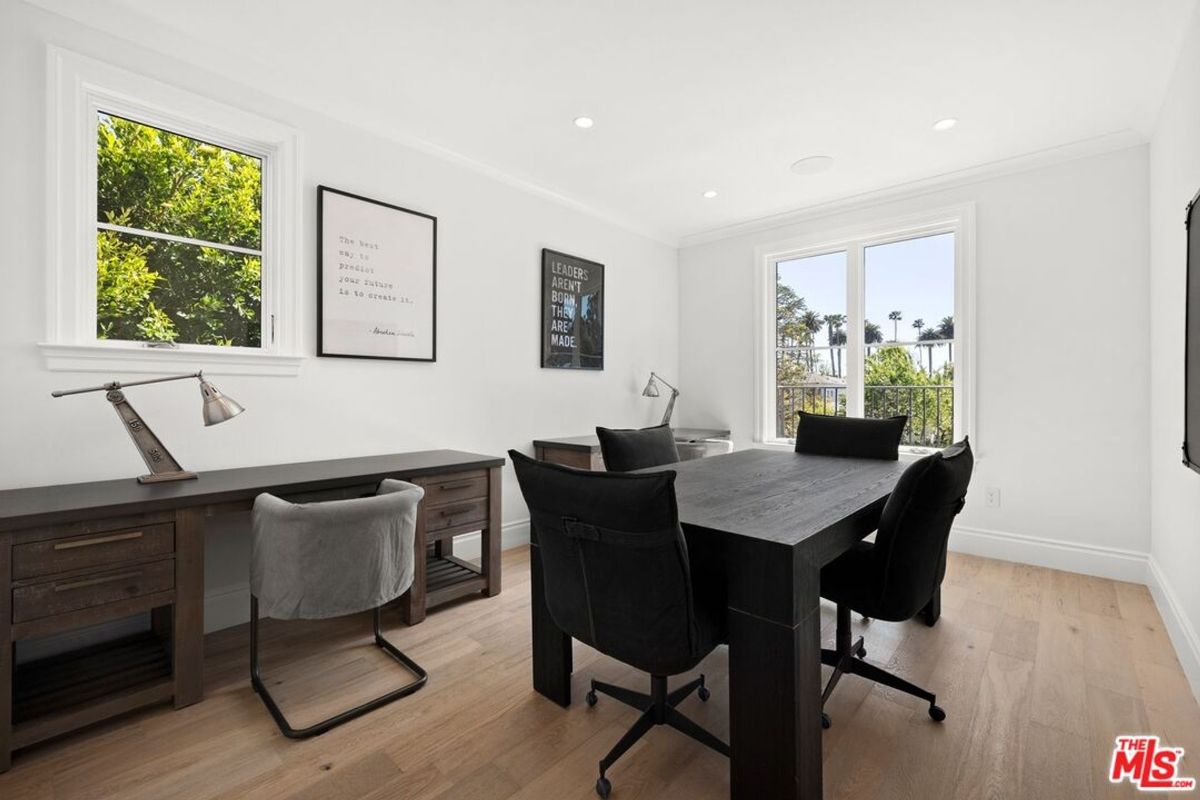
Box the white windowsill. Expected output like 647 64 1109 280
753 439 950 461
38 342 304 377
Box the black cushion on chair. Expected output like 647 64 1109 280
596 424 681 472
793 411 907 460
508 450 724 676
821 437 974 621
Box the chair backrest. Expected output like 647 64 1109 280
596 423 680 471
251 479 424 621
509 449 701 675
870 438 974 619
793 411 907 460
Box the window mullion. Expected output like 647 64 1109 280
846 242 865 418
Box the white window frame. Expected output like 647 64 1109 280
754 203 977 454
42 46 303 376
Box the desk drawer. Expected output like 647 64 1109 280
426 498 488 532
12 559 175 624
13 523 175 581
423 471 488 507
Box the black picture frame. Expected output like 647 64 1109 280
1185 187 1200 472
317 185 437 362
540 249 604 370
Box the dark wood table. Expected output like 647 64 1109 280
529 448 908 799
0 449 504 771
533 427 732 470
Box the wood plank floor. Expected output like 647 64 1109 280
2 547 1199 799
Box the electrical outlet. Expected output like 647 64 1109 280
985 487 1000 508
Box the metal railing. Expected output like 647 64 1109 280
777 384 954 447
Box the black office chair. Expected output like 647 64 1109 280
818 438 974 730
509 450 728 799
793 410 908 460
595 424 680 471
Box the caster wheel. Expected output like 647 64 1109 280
586 690 598 708
596 776 612 798
698 686 711 702
929 705 946 722
821 713 832 730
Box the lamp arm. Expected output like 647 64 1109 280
660 388 679 427
52 372 202 398
650 372 678 394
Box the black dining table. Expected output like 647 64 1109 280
528 447 910 799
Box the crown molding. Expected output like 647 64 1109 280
20 0 678 248
678 129 1147 249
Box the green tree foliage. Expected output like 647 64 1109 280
864 346 954 447
95 114 262 346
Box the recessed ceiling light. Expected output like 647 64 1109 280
574 116 594 129
790 156 834 175
932 117 958 131
702 189 718 199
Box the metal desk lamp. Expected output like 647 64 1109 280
642 372 679 426
51 371 244 483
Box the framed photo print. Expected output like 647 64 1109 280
541 248 604 370
317 186 436 361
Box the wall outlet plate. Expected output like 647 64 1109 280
985 487 1001 508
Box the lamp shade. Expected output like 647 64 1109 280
642 375 660 398
199 377 245 426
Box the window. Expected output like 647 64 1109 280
45 47 301 374
758 207 974 451
97 114 264 347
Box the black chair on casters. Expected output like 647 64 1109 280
509 450 728 799
817 438 974 729
595 423 680 472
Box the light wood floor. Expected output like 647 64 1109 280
3 547 1199 799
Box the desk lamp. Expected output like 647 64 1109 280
51 371 244 483
642 372 679 426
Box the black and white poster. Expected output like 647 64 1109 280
317 186 436 361
541 249 604 370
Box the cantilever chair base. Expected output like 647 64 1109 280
249 597 428 740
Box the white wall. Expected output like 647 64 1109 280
678 147 1151 570
1149 5 1200 695
0 3 678 630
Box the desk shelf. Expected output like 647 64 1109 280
12 631 172 749
425 551 487 608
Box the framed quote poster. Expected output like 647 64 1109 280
317 186 436 361
541 248 604 370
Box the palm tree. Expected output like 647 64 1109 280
936 316 954 363
918 328 940 376
888 310 903 342
864 320 883 358
823 313 846 376
800 309 823 372
831 327 847 377
911 318 924 368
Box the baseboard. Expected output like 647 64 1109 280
949 524 1149 583
203 518 532 633
1147 557 1200 703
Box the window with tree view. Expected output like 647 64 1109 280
96 113 264 347
773 228 962 449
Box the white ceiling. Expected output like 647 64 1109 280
32 0 1200 243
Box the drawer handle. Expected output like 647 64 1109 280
54 571 144 592
437 480 475 491
437 503 477 516
54 531 144 550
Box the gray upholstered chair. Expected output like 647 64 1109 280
249 479 428 738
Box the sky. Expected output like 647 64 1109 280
777 231 955 373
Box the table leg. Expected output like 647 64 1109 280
0 533 12 772
530 541 572 706
922 585 942 626
727 563 822 800
173 507 206 708
401 498 428 625
483 466 502 597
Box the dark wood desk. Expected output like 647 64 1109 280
0 449 504 771
534 427 732 470
529 448 907 800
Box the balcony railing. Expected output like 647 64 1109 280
777 384 954 448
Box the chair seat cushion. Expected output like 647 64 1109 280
819 540 890 620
